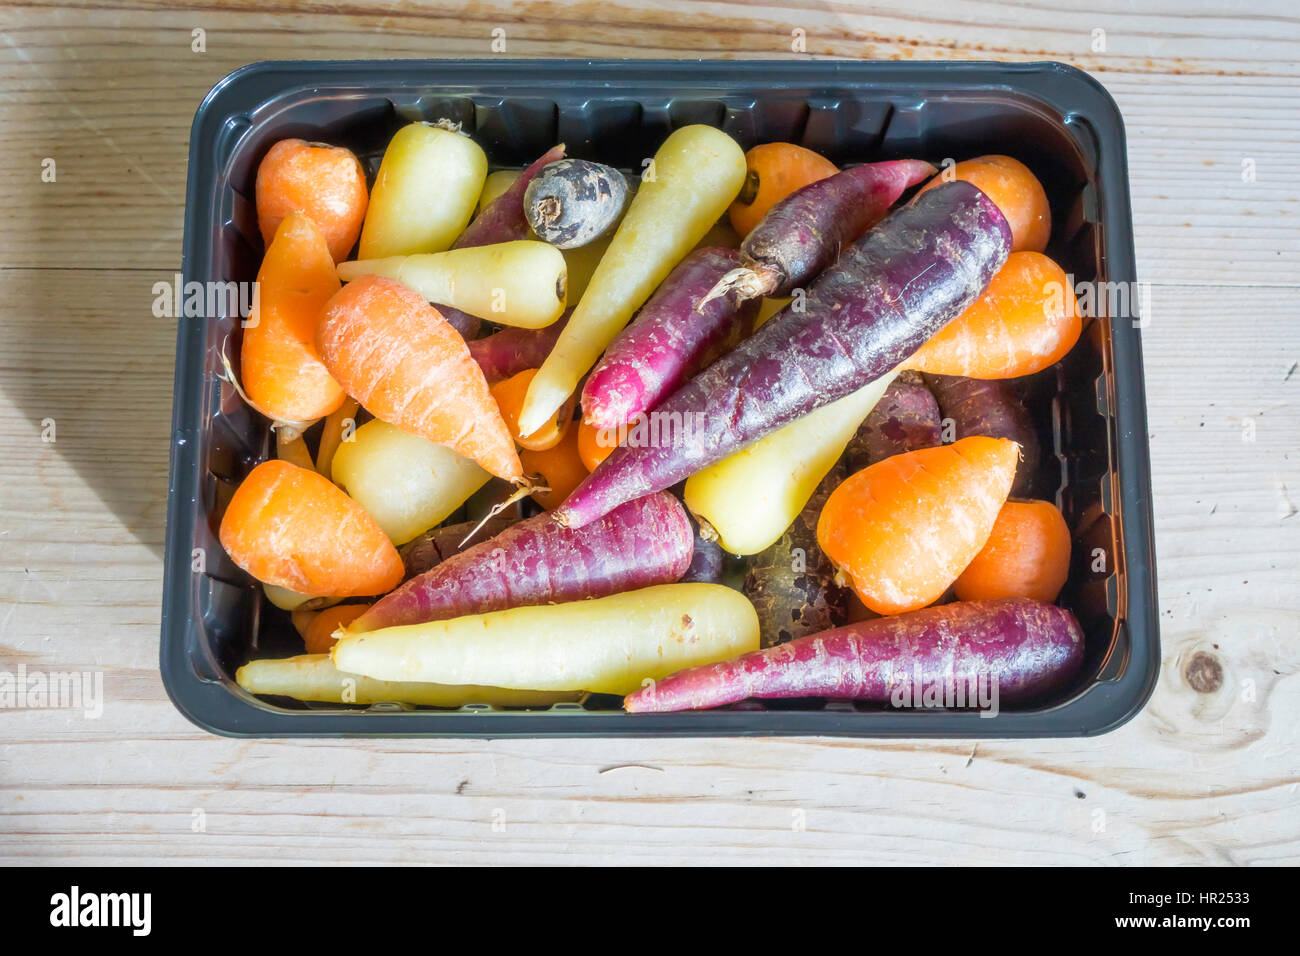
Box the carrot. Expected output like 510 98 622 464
623 598 1085 713
920 155 1051 254
275 425 317 472
490 369 574 451
581 247 758 430
520 428 587 510
314 275 523 483
467 311 570 385
516 124 746 437
576 417 616 472
399 513 521 579
240 211 346 424
906 251 1080 379
219 460 404 598
728 142 839 237
303 603 371 654
290 607 318 640
923 374 1042 497
701 159 936 306
955 500 1071 603
817 436 1020 615
314 397 360 477
842 373 942 472
350 491 693 633
334 583 759 696
556 180 1012 530
255 139 368 262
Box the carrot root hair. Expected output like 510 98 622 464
695 264 780 312
217 336 318 433
457 477 550 549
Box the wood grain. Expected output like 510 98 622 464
1 0 1298 866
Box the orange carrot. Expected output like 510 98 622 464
520 428 587 510
728 143 838 237
489 368 574 451
817 436 1020 615
921 154 1050 253
315 275 523 483
955 499 1071 603
315 396 360 478
256 139 368 262
240 211 347 423
219 460 404 597
576 418 616 472
303 603 371 654
906 251 1081 379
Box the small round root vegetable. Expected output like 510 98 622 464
623 597 1085 712
220 460 404 598
490 369 574 451
303 603 370 654
685 372 898 556
359 121 487 258
577 417 617 472
330 419 491 544
842 373 942 472
525 158 629 249
922 373 1042 497
955 499 1071 603
338 240 567 330
558 180 1012 531
817 436 1020 615
334 583 759 696
728 142 839 237
351 491 693 633
399 513 521 579
517 124 747 438
702 158 937 306
456 145 566 249
581 247 759 430
240 211 346 423
906 251 1081 380
468 311 570 384
519 428 587 510
743 461 848 647
256 139 368 262
236 654 581 708
920 155 1051 253
315 275 524 483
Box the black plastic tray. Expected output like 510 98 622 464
163 58 1158 737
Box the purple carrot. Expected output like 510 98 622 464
467 310 571 384
453 144 566 249
922 373 1042 497
843 373 942 472
700 158 936 307
350 492 693 632
556 180 1012 530
624 598 1085 713
581 247 759 430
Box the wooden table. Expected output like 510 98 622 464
1 0 1296 865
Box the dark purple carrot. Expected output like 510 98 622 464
350 491 693 632
679 521 726 584
581 247 759 430
556 180 1012 530
467 310 571 384
699 158 936 307
398 513 521 579
922 373 1042 497
843 373 943 472
624 598 1085 713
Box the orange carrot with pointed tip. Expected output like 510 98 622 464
817 436 1020 615
240 211 347 423
905 251 1080 379
219 460 403 598
920 155 1050 254
315 275 524 483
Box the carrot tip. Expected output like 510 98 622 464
216 337 318 433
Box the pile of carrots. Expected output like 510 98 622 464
221 123 1088 715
